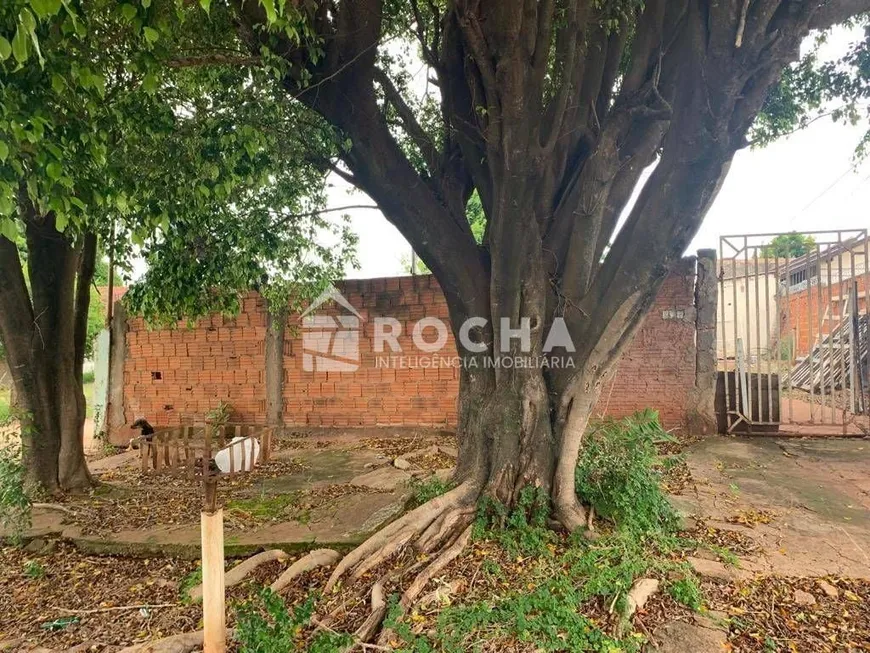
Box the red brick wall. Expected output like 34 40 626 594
593 266 698 425
122 295 268 427
283 275 459 428
119 265 699 436
784 276 867 357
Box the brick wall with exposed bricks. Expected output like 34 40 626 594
119 264 699 438
783 276 867 357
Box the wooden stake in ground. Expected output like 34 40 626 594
201 477 225 653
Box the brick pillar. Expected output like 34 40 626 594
264 301 285 429
687 249 719 435
689 249 718 434
106 300 128 445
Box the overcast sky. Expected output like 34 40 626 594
333 26 870 279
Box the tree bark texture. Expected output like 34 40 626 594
232 0 870 524
0 203 93 492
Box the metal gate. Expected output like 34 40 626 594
718 229 869 436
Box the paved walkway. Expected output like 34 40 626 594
673 435 870 578
4 438 452 558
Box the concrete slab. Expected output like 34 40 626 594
62 489 410 559
2 446 412 559
678 436 870 579
256 449 387 493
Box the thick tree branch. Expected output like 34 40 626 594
810 0 870 30
374 68 441 175
540 1 580 155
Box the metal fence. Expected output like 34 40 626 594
718 230 869 435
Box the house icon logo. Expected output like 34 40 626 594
300 286 363 372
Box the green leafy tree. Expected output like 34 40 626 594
0 0 353 491
220 0 870 544
760 232 817 258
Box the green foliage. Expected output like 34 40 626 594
235 588 352 652
754 27 870 156
387 579 632 653
466 191 486 244
473 486 555 558
575 409 680 534
205 400 233 427
760 233 816 258
23 559 45 579
0 442 31 540
1 0 356 326
408 476 453 508
666 575 703 610
178 566 202 604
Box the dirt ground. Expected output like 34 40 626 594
1 430 869 652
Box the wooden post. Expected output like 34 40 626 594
200 512 225 651
262 427 271 463
201 476 224 653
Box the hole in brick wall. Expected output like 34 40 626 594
164 404 174 411
151 371 162 381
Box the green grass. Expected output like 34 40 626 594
83 381 94 419
0 386 10 424
227 493 300 522
0 381 94 423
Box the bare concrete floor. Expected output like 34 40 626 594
672 435 870 578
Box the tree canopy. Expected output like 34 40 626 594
3 0 869 521
761 232 817 257
0 0 356 490
1 0 355 322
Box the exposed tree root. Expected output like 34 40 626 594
400 525 472 609
188 549 290 602
32 502 76 516
324 482 477 593
317 482 480 643
317 479 597 644
554 495 589 534
353 577 386 642
116 629 234 653
269 548 341 594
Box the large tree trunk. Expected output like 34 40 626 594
232 0 870 639
0 205 93 493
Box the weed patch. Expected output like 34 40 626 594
235 589 350 652
227 493 300 522
408 476 453 509
0 442 30 541
179 566 202 604
576 409 681 534
23 560 45 579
